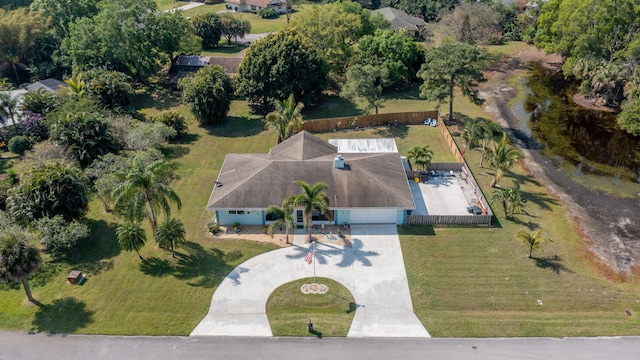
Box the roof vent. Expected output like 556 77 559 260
334 154 345 169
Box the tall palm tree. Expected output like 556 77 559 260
292 181 330 243
485 133 524 187
156 218 186 258
0 233 41 302
516 229 551 258
112 159 182 237
264 93 304 144
407 145 434 171
116 221 146 260
266 196 296 244
491 187 526 219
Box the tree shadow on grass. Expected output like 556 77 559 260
205 116 264 138
509 217 539 231
372 124 409 139
159 144 190 160
520 190 560 211
533 255 572 275
31 297 94 334
139 257 174 277
505 170 542 188
66 220 119 276
172 242 236 288
174 132 200 145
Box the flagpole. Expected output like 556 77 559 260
312 241 316 284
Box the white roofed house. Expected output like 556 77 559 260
207 131 416 226
225 0 287 14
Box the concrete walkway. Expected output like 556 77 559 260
191 224 429 338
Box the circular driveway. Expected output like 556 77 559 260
190 224 429 338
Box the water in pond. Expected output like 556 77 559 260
520 63 640 184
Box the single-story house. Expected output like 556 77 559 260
169 55 242 89
225 0 286 14
0 78 68 126
207 131 416 226
371 7 427 38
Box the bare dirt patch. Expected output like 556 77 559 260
479 45 640 276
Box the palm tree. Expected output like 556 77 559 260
266 196 296 244
264 93 304 143
112 159 182 238
156 218 186 258
491 187 526 219
0 91 20 128
0 233 42 302
407 145 434 171
292 180 331 243
516 229 551 258
477 120 502 168
485 133 524 187
116 221 146 260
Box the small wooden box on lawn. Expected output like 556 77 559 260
67 270 83 284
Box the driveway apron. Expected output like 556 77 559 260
190 224 429 338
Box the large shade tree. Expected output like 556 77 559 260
236 28 328 115
418 40 486 123
191 12 222 49
0 233 42 303
264 94 304 144
292 181 331 243
340 64 390 116
112 159 182 237
180 65 234 126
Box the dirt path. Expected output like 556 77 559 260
479 46 640 276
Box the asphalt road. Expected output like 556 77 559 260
2 332 640 360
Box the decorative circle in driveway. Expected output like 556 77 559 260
301 283 329 294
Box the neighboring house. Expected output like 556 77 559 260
371 7 427 38
169 55 241 90
0 78 68 126
25 78 68 93
225 0 286 14
207 131 416 226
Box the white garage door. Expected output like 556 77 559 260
349 209 398 224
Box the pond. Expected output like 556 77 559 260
514 63 640 187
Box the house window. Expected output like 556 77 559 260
251 5 257 10
265 212 280 221
228 210 246 215
312 210 331 221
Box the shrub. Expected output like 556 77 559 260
232 222 242 231
36 215 90 258
257 8 277 19
153 111 188 140
124 121 176 150
21 111 49 141
208 221 222 236
8 136 31 156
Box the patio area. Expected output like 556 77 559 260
409 172 477 216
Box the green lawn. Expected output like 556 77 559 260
155 0 190 11
3 40 640 336
180 3 227 18
267 277 355 337
201 44 247 57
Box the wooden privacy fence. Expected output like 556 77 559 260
301 111 440 132
406 214 493 226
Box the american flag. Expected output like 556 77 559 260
304 250 314 264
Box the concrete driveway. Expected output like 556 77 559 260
191 224 429 338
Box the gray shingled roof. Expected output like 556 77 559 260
372 7 426 32
207 131 415 210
